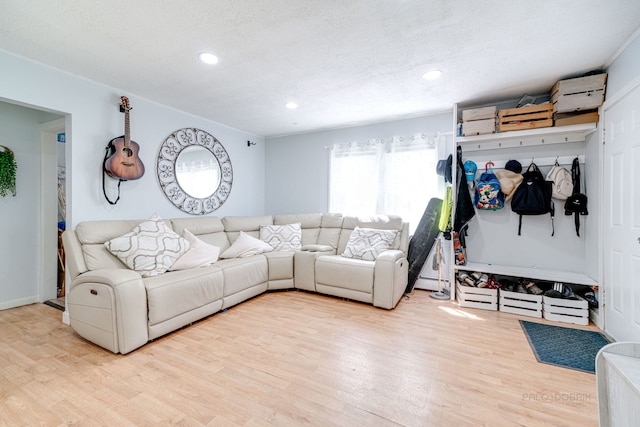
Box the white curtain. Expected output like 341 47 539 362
329 133 442 234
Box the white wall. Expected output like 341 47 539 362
606 29 640 97
264 113 452 215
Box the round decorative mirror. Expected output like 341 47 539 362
157 128 232 214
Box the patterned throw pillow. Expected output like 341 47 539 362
341 227 398 261
260 223 302 251
104 214 190 277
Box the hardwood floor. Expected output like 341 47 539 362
0 290 599 426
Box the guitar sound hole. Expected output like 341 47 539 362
121 147 133 157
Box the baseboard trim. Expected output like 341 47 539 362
0 295 39 311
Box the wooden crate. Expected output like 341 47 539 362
543 295 589 326
462 118 495 136
456 282 498 311
554 110 599 127
551 73 607 113
462 106 496 121
498 103 553 132
499 290 542 318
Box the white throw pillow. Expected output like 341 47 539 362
104 214 190 277
170 229 220 270
220 231 274 259
260 223 302 251
341 227 398 261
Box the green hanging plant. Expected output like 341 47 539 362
0 146 17 197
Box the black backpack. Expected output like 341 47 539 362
510 162 554 236
564 157 588 236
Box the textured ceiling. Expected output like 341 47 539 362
1 0 639 137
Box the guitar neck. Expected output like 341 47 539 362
124 108 131 149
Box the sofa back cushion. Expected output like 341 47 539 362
75 219 156 271
337 215 407 255
274 213 321 246
222 215 273 242
171 217 229 251
273 213 344 251
319 213 343 249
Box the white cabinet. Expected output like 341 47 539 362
450 105 602 326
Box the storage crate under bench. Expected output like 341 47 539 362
499 290 543 318
456 282 498 311
543 295 589 326
457 287 589 325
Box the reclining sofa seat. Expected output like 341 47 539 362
315 215 408 309
62 213 409 354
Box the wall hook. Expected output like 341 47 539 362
247 140 256 147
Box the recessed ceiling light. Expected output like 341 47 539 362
285 102 298 109
422 70 442 80
198 52 219 65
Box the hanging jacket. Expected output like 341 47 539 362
454 145 475 232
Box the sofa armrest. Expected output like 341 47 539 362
62 229 88 280
375 249 405 263
69 269 148 354
373 250 409 309
73 268 143 289
294 246 335 291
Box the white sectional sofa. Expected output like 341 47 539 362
62 213 409 354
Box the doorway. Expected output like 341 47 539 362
603 75 640 342
40 118 67 310
0 100 65 311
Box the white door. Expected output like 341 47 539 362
603 78 640 342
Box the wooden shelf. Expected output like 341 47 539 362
455 261 598 287
456 123 597 152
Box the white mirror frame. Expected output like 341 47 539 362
157 128 233 215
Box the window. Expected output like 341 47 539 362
329 134 443 234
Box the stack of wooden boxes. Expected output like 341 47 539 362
497 103 554 132
461 106 496 136
551 73 607 126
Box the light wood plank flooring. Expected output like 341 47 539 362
0 290 599 426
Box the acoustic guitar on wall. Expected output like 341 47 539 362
104 96 145 181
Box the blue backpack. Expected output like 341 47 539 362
474 162 504 210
